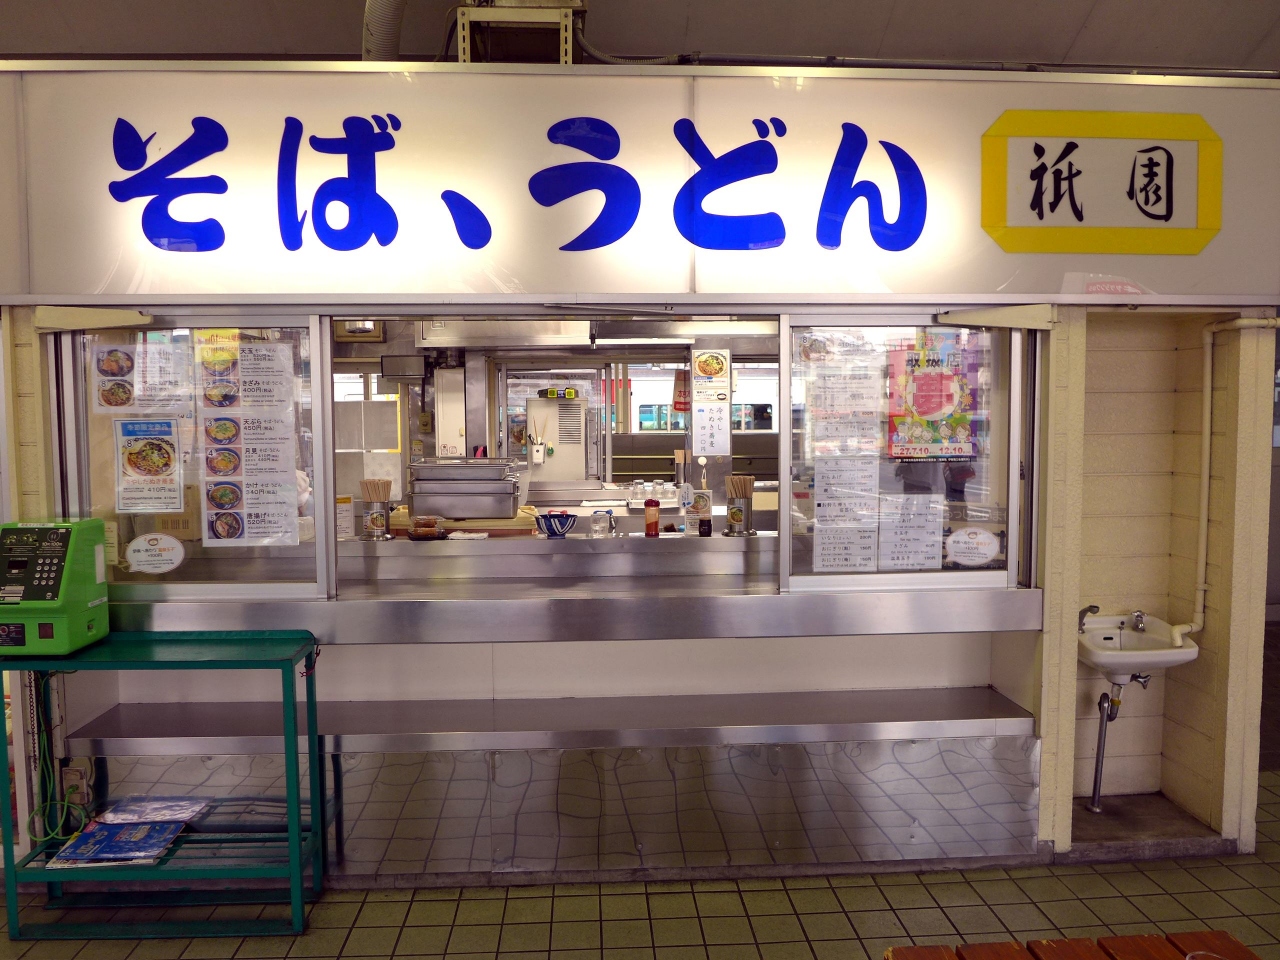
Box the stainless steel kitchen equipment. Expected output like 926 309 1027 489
409 477 521 519
409 457 520 480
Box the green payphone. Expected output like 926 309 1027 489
0 520 108 654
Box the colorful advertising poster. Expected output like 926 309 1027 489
92 343 191 413
196 330 299 547
886 330 982 459
113 419 183 513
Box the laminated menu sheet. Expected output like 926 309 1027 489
196 331 299 547
877 493 945 571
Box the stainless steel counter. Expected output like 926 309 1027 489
337 532 778 580
109 579 1043 642
66 686 1034 755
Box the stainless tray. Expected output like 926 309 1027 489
409 491 520 520
410 477 519 495
409 457 519 480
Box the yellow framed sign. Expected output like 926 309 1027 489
981 110 1222 255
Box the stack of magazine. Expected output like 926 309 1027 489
47 797 211 869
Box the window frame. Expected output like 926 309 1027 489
778 314 1026 594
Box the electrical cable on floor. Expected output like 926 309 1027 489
27 673 87 844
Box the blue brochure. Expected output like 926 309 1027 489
48 820 182 865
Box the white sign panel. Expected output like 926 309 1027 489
14 70 1280 299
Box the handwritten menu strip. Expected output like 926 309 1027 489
197 333 299 547
878 493 944 571
692 402 730 457
114 419 183 513
93 344 191 413
813 523 877 572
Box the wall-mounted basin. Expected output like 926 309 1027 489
1078 612 1199 685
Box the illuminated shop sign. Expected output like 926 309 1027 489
15 72 1278 298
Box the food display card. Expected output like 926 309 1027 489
691 350 730 402
114 419 183 513
93 343 191 413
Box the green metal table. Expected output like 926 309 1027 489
0 630 324 940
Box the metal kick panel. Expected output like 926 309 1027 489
110 586 1044 642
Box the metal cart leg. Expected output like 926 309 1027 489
330 752 345 865
304 652 323 896
280 664 305 934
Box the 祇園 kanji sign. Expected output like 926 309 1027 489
980 110 1222 255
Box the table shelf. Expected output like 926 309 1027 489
0 631 322 941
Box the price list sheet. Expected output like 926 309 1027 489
878 493 945 571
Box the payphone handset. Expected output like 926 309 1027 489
0 520 108 654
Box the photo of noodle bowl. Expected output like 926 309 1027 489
124 439 175 477
209 511 244 540
206 482 242 510
99 380 134 407
204 379 239 407
695 353 726 378
200 348 238 377
204 417 240 446
205 447 241 477
96 348 134 378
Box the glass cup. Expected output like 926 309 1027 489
590 511 613 538
631 479 646 502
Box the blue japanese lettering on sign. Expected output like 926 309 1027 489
440 191 492 250
816 123 927 251
672 118 787 250
278 114 401 251
111 111 929 258
528 117 641 251
109 117 229 252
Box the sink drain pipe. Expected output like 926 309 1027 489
1169 313 1278 649
1089 675 1150 813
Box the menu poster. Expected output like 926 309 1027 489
886 330 981 460
692 350 730 402
878 494 944 571
813 523 877 572
114 419 183 513
196 331 299 547
93 343 191 413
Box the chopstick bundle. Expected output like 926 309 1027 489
360 478 392 502
725 475 755 499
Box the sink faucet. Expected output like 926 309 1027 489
1078 605 1100 634
1132 610 1147 632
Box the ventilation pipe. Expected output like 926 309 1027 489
362 0 409 61
1168 314 1279 648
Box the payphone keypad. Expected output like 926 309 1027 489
1 528 69 602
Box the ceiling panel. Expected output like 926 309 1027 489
1064 0 1280 68
875 0 1098 63
1 0 1280 72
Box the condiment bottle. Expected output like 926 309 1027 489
644 498 661 537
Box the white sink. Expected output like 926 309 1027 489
1078 613 1199 684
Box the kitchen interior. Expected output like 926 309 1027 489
332 317 782 587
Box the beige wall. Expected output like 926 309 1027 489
1075 313 1177 797
1162 323 1273 842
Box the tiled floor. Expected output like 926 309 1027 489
10 792 1280 960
